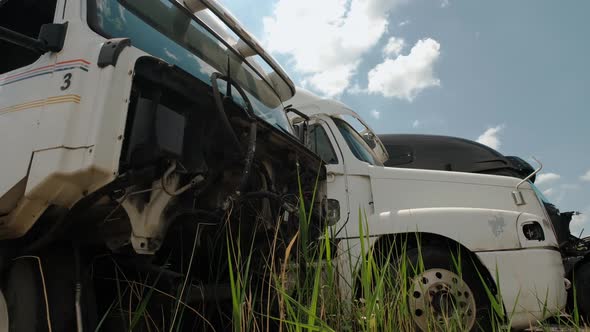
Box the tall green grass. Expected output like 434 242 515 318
93 167 585 331
223 188 584 332
230 226 584 332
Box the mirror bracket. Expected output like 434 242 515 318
0 22 67 54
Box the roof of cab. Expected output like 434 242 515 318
285 88 361 119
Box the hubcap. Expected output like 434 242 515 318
409 268 476 331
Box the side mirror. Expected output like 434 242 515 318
285 106 310 144
362 132 377 149
292 122 307 144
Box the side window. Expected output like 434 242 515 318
307 124 338 164
0 0 57 74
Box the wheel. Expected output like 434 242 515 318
573 261 590 323
1 248 97 332
405 246 493 331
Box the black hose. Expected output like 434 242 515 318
209 72 259 198
210 72 242 153
210 74 257 121
256 162 276 193
237 121 257 194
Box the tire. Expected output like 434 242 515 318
404 246 493 331
573 261 590 323
1 248 96 332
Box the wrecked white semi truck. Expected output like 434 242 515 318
0 0 325 330
288 89 568 331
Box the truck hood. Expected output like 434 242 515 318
367 165 544 216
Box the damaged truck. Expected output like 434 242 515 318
379 133 590 322
0 0 324 330
288 89 570 331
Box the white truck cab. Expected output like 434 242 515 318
287 89 567 330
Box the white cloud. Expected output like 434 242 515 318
370 109 381 119
412 120 420 128
553 183 581 205
302 63 358 97
542 188 554 196
383 37 405 57
163 48 179 61
263 0 406 97
571 209 589 238
580 169 590 182
440 0 450 8
188 54 217 76
536 172 561 186
367 38 441 101
398 20 410 27
476 124 504 150
561 183 580 190
347 83 366 94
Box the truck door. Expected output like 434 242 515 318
306 119 351 234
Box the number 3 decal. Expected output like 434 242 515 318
61 73 72 90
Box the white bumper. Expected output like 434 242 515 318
476 248 567 329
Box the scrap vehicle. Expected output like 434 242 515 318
287 89 569 331
379 133 590 321
379 133 536 180
0 0 325 330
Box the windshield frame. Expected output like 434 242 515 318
88 0 281 100
197 0 295 98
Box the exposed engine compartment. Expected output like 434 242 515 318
59 56 325 249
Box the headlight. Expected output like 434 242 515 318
323 198 340 226
522 221 545 241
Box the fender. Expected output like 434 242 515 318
367 207 524 252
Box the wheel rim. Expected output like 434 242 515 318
409 268 476 331
0 289 8 332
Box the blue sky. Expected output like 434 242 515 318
219 0 590 233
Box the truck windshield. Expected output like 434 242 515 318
333 118 382 166
88 0 293 135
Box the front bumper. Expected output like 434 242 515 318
476 248 567 329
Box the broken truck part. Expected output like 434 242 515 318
0 0 324 330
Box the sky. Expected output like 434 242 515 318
219 0 590 234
